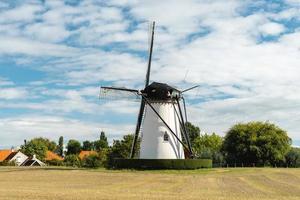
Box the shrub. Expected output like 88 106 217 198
82 154 102 168
46 159 65 166
64 154 81 167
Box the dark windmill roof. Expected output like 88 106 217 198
142 82 180 100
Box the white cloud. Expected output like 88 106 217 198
258 22 286 36
0 87 28 100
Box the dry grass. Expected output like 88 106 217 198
0 167 300 200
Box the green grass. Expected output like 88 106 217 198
0 167 300 200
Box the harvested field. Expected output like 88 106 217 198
0 167 299 200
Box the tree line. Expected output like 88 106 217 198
19 121 300 168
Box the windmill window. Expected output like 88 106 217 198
163 132 169 142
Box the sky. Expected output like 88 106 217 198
0 0 300 148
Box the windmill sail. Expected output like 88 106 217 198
130 21 155 158
99 87 140 101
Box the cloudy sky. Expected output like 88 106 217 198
0 0 300 148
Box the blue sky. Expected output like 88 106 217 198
0 0 300 148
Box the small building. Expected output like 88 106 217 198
21 155 46 166
0 149 13 162
45 151 63 161
79 151 97 160
4 151 28 166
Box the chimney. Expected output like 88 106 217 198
33 154 36 160
24 139 27 146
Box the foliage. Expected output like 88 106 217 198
57 136 64 157
222 121 291 166
82 154 102 168
46 159 64 166
185 122 200 146
94 131 109 151
66 139 81 155
285 147 300 167
21 138 51 160
0 161 16 166
64 154 81 167
106 134 140 168
193 133 223 163
82 140 93 151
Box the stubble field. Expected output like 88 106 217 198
0 167 299 200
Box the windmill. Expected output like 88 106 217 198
100 22 199 160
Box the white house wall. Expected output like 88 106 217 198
10 151 28 166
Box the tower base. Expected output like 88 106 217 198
111 159 212 169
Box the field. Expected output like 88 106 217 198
0 167 300 200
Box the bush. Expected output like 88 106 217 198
46 159 65 166
0 161 16 166
111 159 212 169
82 154 102 168
64 154 81 167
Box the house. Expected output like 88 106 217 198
79 150 97 160
4 151 28 166
0 149 13 162
21 155 46 166
45 151 63 161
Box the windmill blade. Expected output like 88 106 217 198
181 85 200 93
100 86 140 101
145 21 155 87
130 21 155 158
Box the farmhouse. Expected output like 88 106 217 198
4 151 28 166
45 151 63 161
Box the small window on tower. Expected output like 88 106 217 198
163 132 169 142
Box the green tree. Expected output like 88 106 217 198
57 136 64 157
94 131 109 151
285 147 300 167
21 138 48 161
185 122 200 146
82 140 93 151
222 121 291 166
193 133 223 163
109 134 140 158
67 139 81 155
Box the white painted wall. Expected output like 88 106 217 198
9 151 28 166
140 101 185 159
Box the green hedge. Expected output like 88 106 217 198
111 159 212 169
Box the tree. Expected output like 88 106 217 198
57 136 64 157
185 122 200 147
222 121 291 166
21 138 48 161
94 131 109 151
82 154 102 168
67 139 81 155
109 134 139 159
82 140 93 151
285 147 300 167
193 133 223 163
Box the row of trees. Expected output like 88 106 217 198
20 121 300 168
185 121 299 167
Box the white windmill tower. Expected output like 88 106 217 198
100 22 198 160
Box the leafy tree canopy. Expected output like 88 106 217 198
21 137 56 160
185 122 200 146
67 139 81 155
222 121 291 166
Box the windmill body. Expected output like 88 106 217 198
140 83 185 159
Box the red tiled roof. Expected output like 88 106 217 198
79 151 97 160
45 151 63 161
0 150 13 162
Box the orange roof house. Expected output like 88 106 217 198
0 150 13 162
79 151 97 160
45 151 63 161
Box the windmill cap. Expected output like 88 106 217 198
142 82 180 100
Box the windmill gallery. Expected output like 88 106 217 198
100 22 211 169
